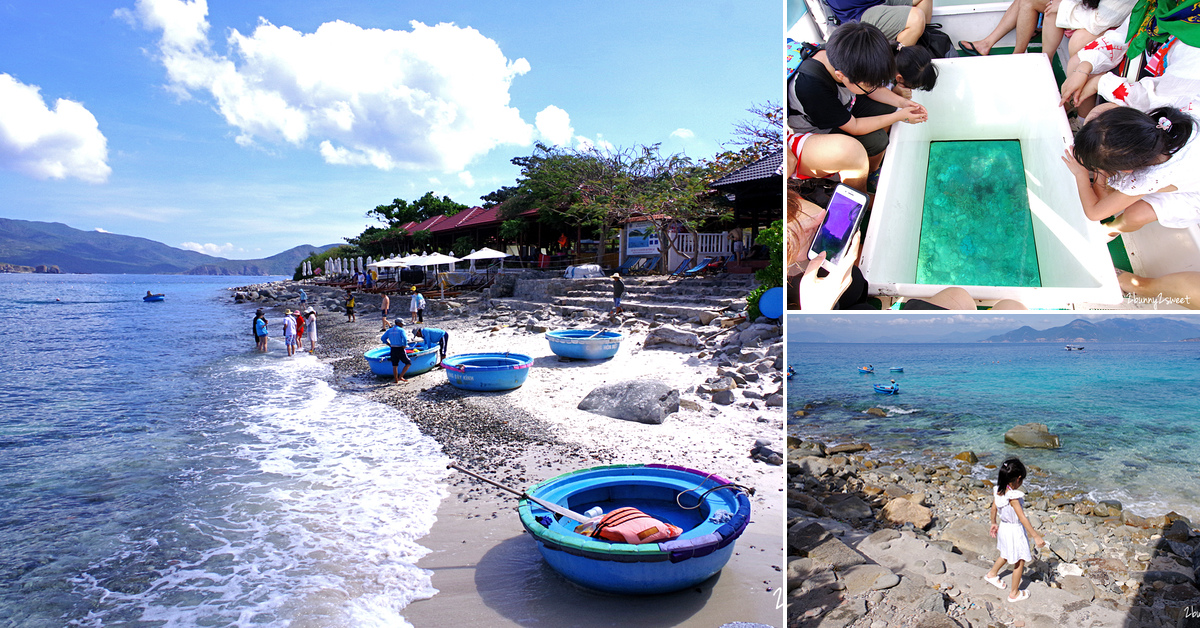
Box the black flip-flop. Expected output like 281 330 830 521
958 41 983 56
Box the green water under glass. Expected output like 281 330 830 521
916 140 1042 287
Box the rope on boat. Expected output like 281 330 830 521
674 471 756 510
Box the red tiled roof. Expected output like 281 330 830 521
406 215 448 234
429 206 488 233
456 206 503 229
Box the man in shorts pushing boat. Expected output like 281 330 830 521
380 318 411 383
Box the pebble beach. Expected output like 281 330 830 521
230 278 788 627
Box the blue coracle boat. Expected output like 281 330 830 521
858 366 874 374
874 384 900 395
143 294 165 302
363 345 440 377
442 352 532 391
518 464 751 595
545 329 625 360
889 367 904 372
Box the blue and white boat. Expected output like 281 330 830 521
517 464 752 595
874 383 900 395
143 294 165 302
442 352 532 391
545 329 624 360
363 345 440 377
889 367 904 372
858 366 874 374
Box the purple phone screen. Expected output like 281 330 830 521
811 191 864 263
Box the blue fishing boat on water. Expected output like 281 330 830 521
363 345 440 377
889 367 904 372
443 352 532 391
787 366 795 380
143 293 165 302
874 383 900 395
517 464 752 594
545 329 625 360
858 366 874 374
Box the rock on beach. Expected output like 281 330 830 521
576 379 680 425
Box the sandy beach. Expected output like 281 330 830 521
233 280 787 627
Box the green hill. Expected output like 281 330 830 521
0 218 339 275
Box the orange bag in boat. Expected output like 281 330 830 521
586 507 682 544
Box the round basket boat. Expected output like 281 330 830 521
363 345 440 377
545 329 625 360
442 352 533 391
517 464 752 595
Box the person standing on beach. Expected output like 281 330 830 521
345 291 356 322
983 458 1045 603
304 308 317 353
294 307 306 350
299 289 307 308
611 273 625 314
412 326 448 366
381 294 390 331
283 310 298 357
410 287 425 324
380 318 411 382
254 309 268 352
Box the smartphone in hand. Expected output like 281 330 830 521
807 184 868 271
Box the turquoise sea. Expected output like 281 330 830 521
787 341 1200 521
0 274 447 627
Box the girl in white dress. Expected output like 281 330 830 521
1064 106 1200 239
983 458 1046 602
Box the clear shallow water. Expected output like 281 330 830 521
918 140 1041 287
787 341 1200 521
0 274 447 627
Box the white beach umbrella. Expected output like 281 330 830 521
463 246 510 272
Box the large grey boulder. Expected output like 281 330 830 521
643 326 701 349
577 380 680 425
1004 423 1062 449
939 518 996 560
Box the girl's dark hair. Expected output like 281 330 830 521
895 44 938 91
826 22 896 89
1074 106 1195 173
996 458 1027 494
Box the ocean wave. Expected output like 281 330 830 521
69 350 449 627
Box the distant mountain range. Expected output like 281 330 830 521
0 218 339 275
983 317 1200 343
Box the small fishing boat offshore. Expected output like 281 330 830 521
874 383 900 395
858 366 874 374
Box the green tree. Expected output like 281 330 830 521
412 229 432 250
367 192 469 227
745 219 783 320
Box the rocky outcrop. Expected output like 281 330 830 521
1004 422 1062 449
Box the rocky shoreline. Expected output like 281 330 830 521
787 409 1200 628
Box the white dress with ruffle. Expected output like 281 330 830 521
996 489 1032 563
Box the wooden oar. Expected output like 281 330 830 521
587 329 607 339
448 463 590 524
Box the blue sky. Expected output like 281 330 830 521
787 313 1200 343
0 0 778 259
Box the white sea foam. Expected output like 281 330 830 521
70 351 448 627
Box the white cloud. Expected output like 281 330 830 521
457 170 475 187
574 133 614 153
535 105 573 146
129 0 540 171
670 128 695 140
0 73 111 183
180 241 236 255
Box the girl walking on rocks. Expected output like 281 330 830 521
984 458 1046 602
